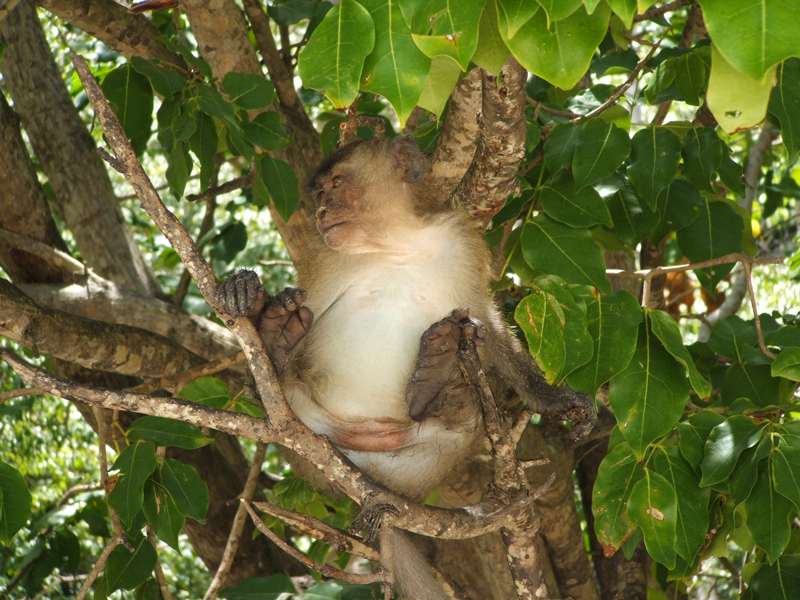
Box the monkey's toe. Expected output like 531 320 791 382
350 502 400 545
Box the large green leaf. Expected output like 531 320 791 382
746 555 800 600
178 377 230 409
677 410 725 472
708 316 758 362
593 442 645 552
572 118 631 188
108 441 158 527
515 288 565 383
771 446 800 513
127 417 210 450
721 364 781 408
242 112 292 151
567 290 642 396
521 215 611 292
143 480 184 552
772 347 800 381
222 72 275 110
495 0 540 39
649 310 712 399
298 0 376 108
604 183 659 247
653 448 710 564
499 3 611 90
744 458 793 564
700 415 765 486
101 64 154 156
673 51 707 106
769 58 800 159
360 0 431 126
189 111 219 192
707 44 776 135
106 534 157 592
729 438 771 504
129 56 187 99
259 155 300 222
627 469 677 569
650 178 703 243
543 122 580 174
417 55 462 120
539 171 613 228
408 0 485 70
681 127 722 193
607 0 636 28
676 199 744 294
608 323 690 459
0 462 31 544
471 0 510 75
698 0 800 80
717 140 747 197
195 83 239 130
627 127 682 209
160 459 209 523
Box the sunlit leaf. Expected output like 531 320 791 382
649 310 712 399
700 415 765 486
127 417 210 450
593 442 644 553
108 441 158 527
572 118 631 188
627 469 677 569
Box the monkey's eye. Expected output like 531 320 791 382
332 175 341 188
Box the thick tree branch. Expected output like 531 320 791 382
449 57 527 227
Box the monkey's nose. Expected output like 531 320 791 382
317 207 327 220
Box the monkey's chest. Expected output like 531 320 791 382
306 275 458 422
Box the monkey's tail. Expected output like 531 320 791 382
382 528 462 600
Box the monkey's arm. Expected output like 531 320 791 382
218 269 313 376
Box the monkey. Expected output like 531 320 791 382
218 135 596 600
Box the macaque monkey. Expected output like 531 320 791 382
218 136 596 599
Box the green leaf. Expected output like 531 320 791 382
676 199 744 294
653 448 710 564
178 377 229 409
650 178 704 243
593 442 645 552
627 469 677 569
531 275 593 380
162 38 213 78
769 58 800 159
708 316 758 362
101 64 154 156
514 289 565 383
0 462 31 544
717 140 746 197
108 441 158 527
259 155 300 221
220 574 296 599
143 481 184 552
649 310 712 399
771 446 800 513
360 0 431 126
572 118 631 188
196 83 239 130
106 534 157 592
700 415 764 487
744 459 793 564
730 438 770 504
536 0 583 24
189 111 218 192
409 0 485 70
496 0 540 39
222 72 275 110
298 0 376 109
681 127 722 193
129 56 186 98
521 215 611 292
772 347 800 381
471 0 510 75
673 51 707 106
539 170 613 228
604 183 659 247
677 410 725 472
721 364 781 408
644 59 676 105
166 140 191 197
242 112 292 151
707 44 776 135
500 3 610 90
543 122 580 174
746 555 800 600
627 127 682 209
765 325 800 350
609 323 689 459
160 459 209 523
417 55 462 120
699 0 800 80
268 0 319 26
567 290 642 396
607 0 636 28
127 417 210 449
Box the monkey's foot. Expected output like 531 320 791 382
257 287 314 372
350 502 400 545
218 269 267 318
550 389 597 442
405 308 486 422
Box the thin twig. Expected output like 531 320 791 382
203 443 268 600
634 0 690 22
0 386 46 404
74 534 123 600
242 499 388 585
147 526 175 600
127 352 245 395
56 483 103 507
742 261 777 359
186 173 253 203
606 253 784 279
525 97 580 119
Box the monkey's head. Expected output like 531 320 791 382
307 136 438 252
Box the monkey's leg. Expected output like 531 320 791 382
405 308 486 421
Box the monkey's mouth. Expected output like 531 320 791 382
320 219 347 234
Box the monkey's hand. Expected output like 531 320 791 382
257 287 314 372
405 308 486 422
548 389 597 442
217 269 267 318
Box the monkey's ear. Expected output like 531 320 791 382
389 136 425 183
